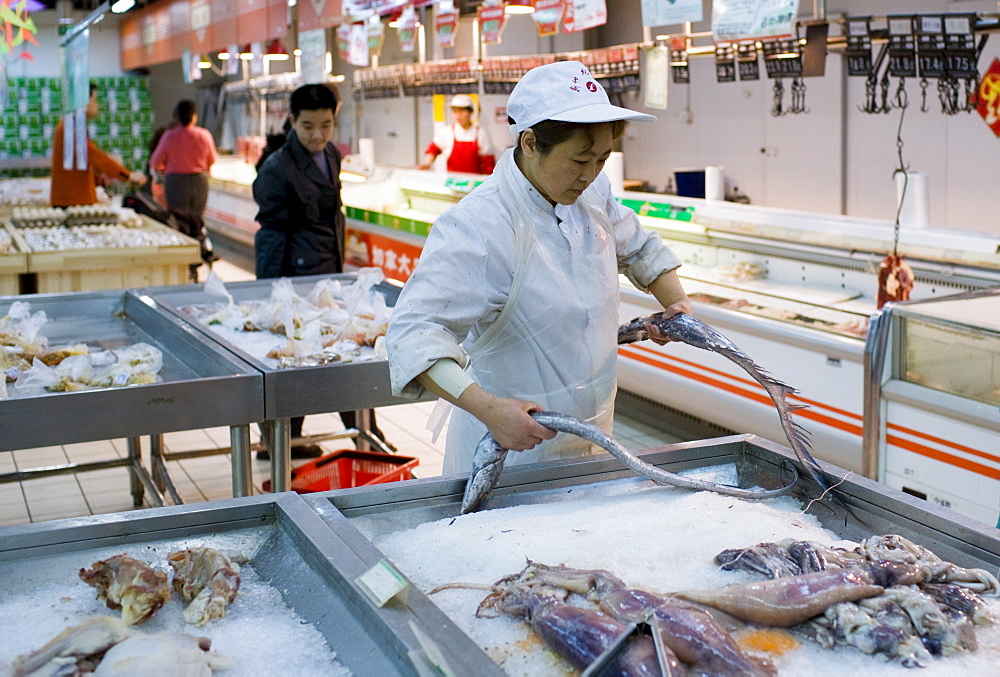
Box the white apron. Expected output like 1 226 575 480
441 152 620 474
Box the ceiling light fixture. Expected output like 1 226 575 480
263 39 289 60
110 0 135 13
504 0 534 14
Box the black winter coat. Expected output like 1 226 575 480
252 131 345 279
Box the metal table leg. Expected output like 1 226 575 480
126 437 164 508
230 424 252 498
127 437 144 507
266 418 292 493
149 434 184 505
356 409 371 451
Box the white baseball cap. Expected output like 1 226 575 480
507 60 655 134
450 94 474 109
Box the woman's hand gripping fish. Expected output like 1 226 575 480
618 312 836 500
461 410 797 514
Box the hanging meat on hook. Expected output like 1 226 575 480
876 253 914 309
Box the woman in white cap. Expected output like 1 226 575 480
418 94 496 174
387 61 690 473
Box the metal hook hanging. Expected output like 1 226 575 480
791 78 809 114
861 73 879 113
771 78 785 117
878 71 892 114
893 78 908 110
919 77 929 112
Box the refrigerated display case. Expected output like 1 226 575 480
864 288 1000 527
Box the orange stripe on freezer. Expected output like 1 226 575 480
887 434 1000 480
887 423 999 465
618 345 863 437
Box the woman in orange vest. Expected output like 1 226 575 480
418 94 496 174
50 83 147 207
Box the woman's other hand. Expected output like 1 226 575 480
460 386 556 450
646 271 692 345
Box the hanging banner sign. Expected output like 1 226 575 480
977 58 1000 138
643 45 668 110
711 0 799 42
640 0 701 28
563 0 606 33
367 14 385 55
347 22 369 66
337 23 351 61
532 0 562 37
299 28 327 83
398 5 418 52
436 8 459 49
478 1 505 44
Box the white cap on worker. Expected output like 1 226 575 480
450 94 474 109
507 60 655 134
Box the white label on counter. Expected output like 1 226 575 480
355 558 408 607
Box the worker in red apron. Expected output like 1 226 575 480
419 94 496 174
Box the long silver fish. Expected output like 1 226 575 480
618 312 834 497
461 410 797 514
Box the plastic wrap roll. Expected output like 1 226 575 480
602 151 625 197
705 165 725 201
359 138 376 168
895 170 930 229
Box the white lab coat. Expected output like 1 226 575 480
386 148 682 473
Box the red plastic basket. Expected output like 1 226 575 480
263 449 419 494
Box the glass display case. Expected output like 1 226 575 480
897 294 1000 407
864 288 1000 528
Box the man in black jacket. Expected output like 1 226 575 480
254 84 344 278
252 84 385 458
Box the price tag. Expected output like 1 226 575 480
943 14 977 80
845 17 873 77
916 15 946 79
669 50 689 84
715 44 737 83
737 43 760 81
887 15 917 78
355 559 409 607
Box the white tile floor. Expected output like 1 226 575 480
0 259 679 528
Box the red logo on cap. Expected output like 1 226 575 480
586 81 598 93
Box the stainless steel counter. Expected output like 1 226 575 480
0 290 264 505
0 493 466 676
302 434 1000 673
137 273 431 493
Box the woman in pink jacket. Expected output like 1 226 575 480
150 99 217 220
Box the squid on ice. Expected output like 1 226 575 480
168 547 247 627
713 535 998 666
79 554 172 625
474 560 776 676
